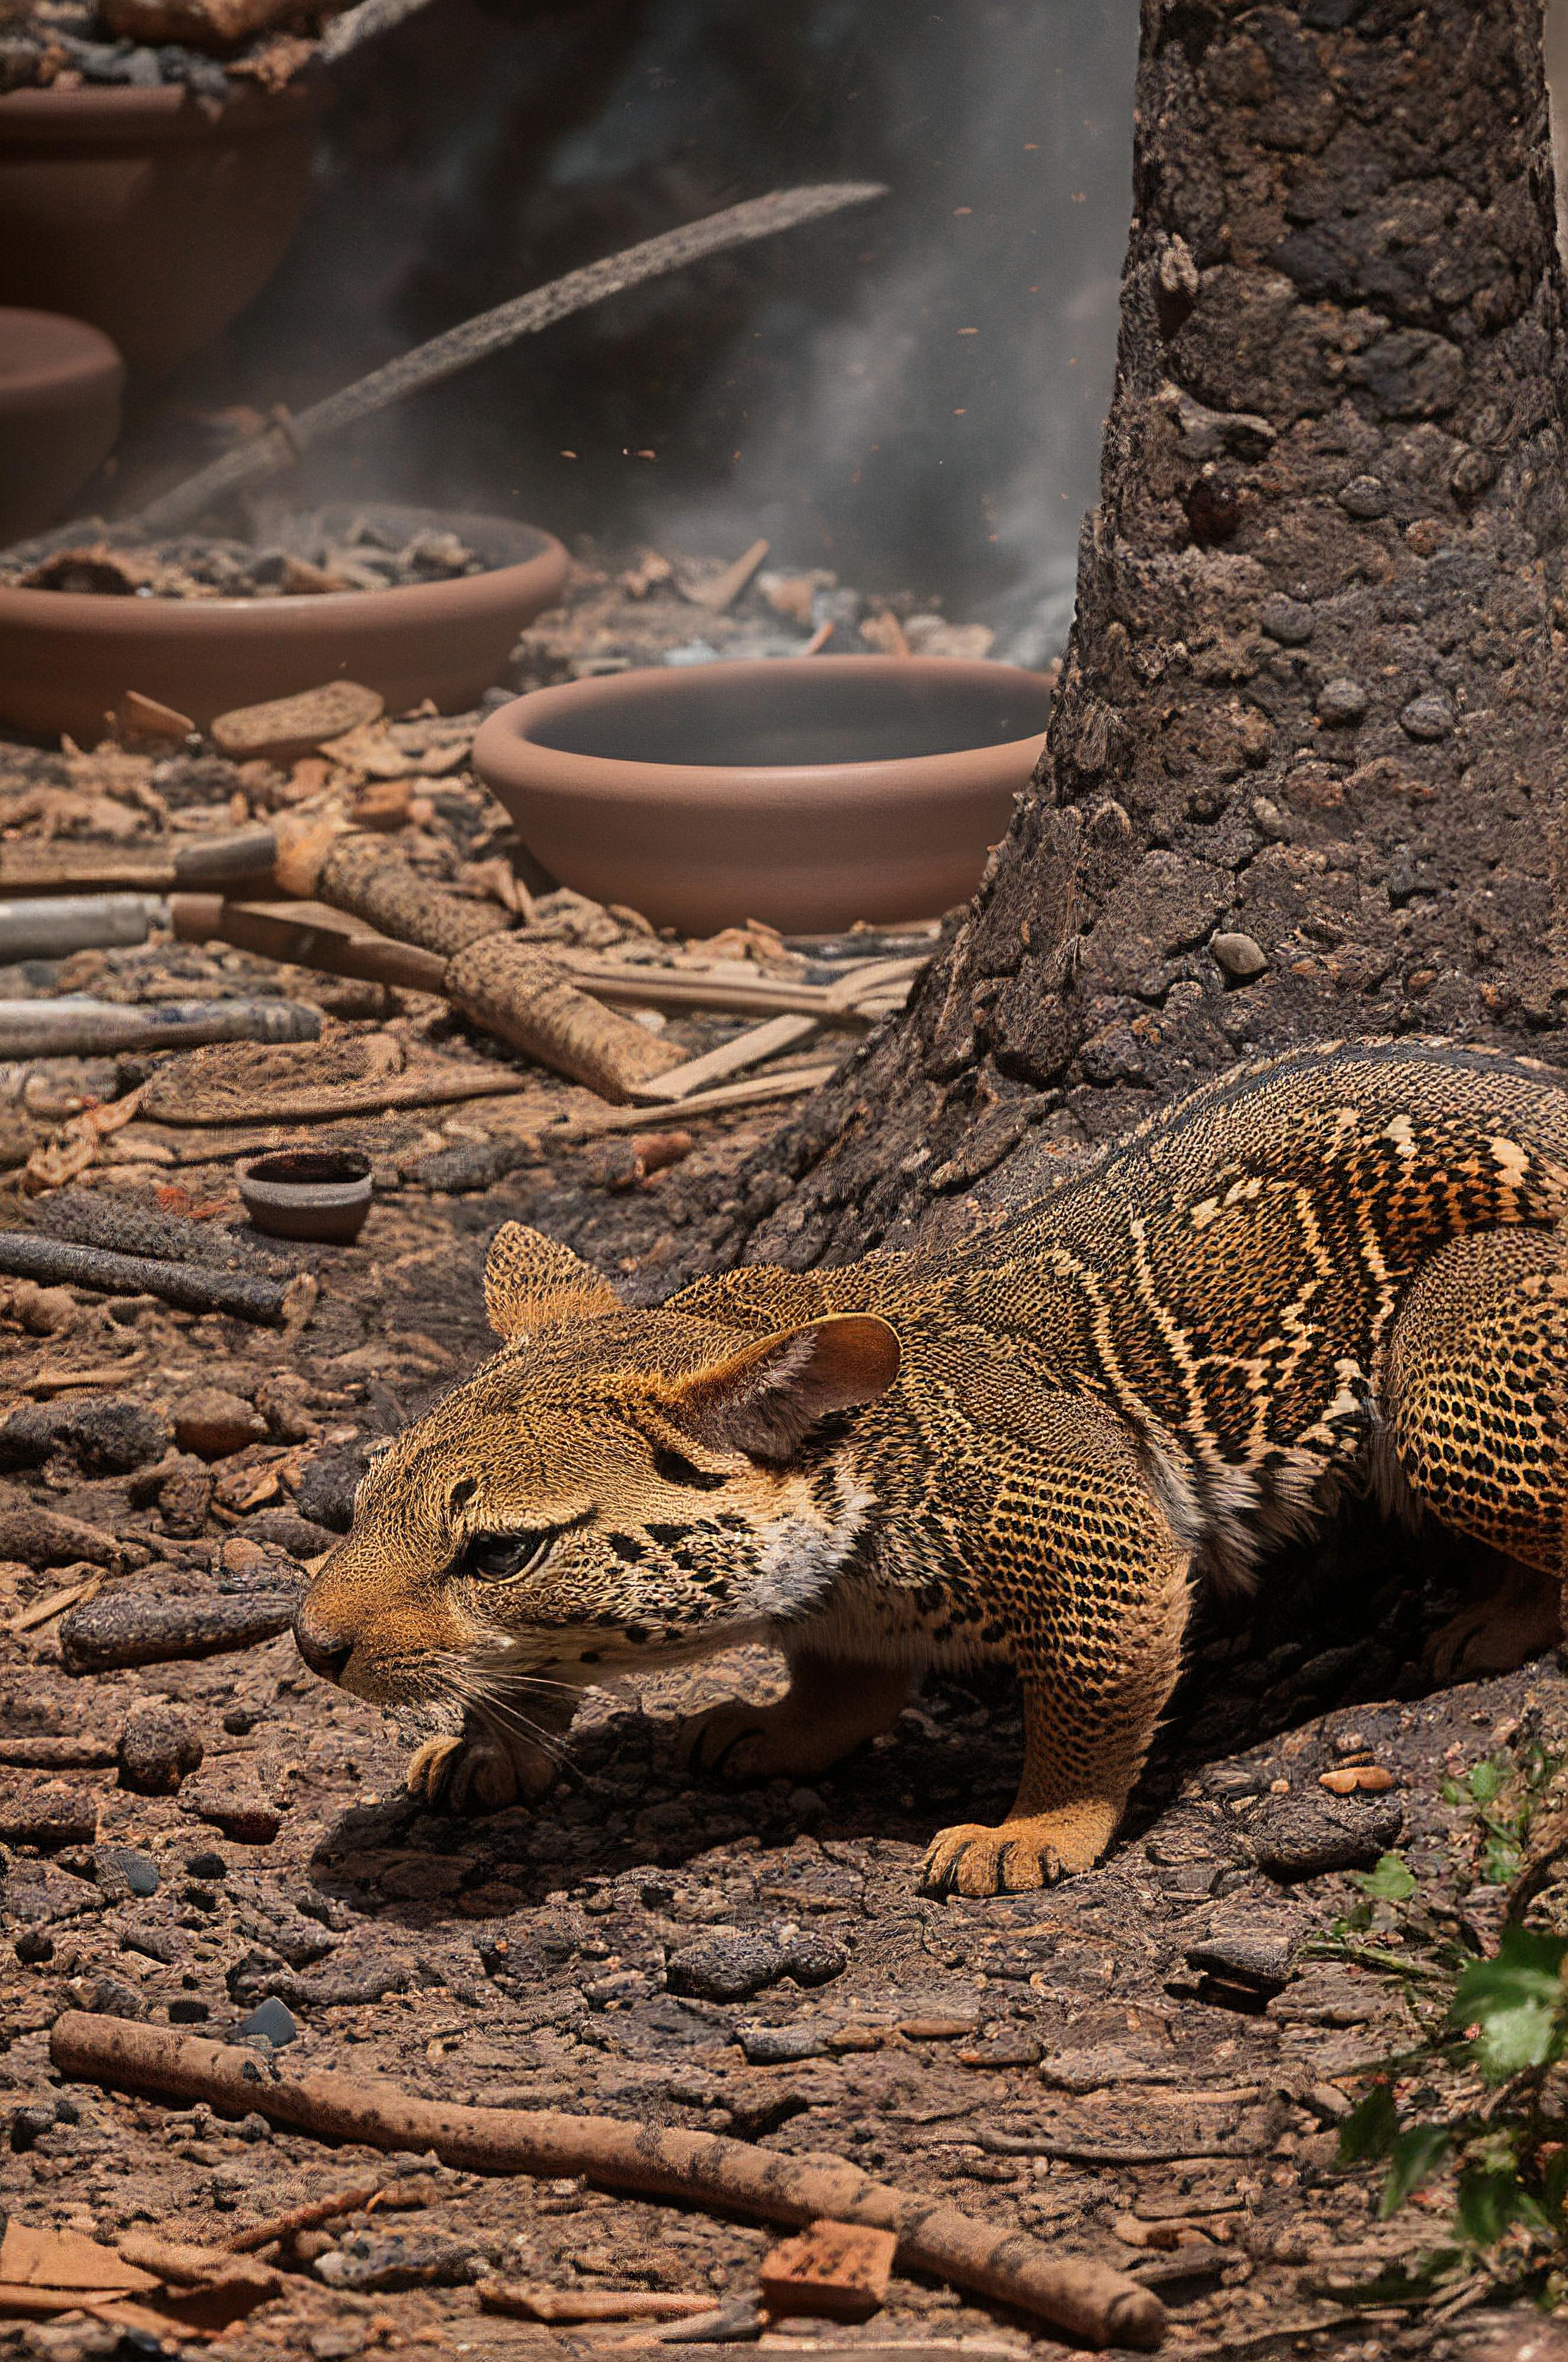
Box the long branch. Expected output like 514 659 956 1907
123 182 885 538
50 2013 1165 2351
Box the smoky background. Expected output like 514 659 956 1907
151 0 1135 660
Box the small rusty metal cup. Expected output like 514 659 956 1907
237 1149 372 1245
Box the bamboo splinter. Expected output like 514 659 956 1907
48 2015 1164 2351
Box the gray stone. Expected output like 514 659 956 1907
1316 677 1368 724
1399 690 1455 740
237 1996 298 2046
666 1932 785 2002
1243 1792 1404 1880
1211 930 1269 980
94 1845 159 1898
738 2022 829 2064
1185 1923 1301 1991
783 1928 848 1986
1257 595 1314 645
118 1707 203 1796
1337 474 1390 518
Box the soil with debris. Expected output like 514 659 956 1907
3 528 499 605
1 0 326 95
0 545 1554 2362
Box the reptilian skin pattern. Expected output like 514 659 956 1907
295 1039 1568 1895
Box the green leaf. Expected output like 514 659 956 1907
1359 1853 1418 1904
1469 1761 1504 1805
1381 2125 1450 2215
1452 1926 1568 2080
1338 2079 1399 2164
1454 2161 1521 2247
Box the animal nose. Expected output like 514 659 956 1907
293 1609 353 1683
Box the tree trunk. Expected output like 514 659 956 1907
712 0 1568 1277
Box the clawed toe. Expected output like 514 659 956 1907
406 1731 558 1813
922 1819 1064 1897
682 1707 769 1781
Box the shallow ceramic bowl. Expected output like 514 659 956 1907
471 655 1051 935
0 503 569 744
0 307 124 544
239 1148 373 1245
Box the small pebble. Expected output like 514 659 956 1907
168 1997 211 2024
1315 677 1368 725
96 1845 159 1898
237 1996 298 2046
1399 690 1454 740
1337 474 1389 517
118 1705 203 1796
14 1929 53 1965
1257 595 1314 645
737 2024 829 2065
185 1850 227 1880
172 1386 268 1461
1211 930 1268 981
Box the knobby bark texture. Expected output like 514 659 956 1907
700 0 1568 1279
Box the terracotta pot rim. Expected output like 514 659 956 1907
475 655 1050 804
0 306 125 406
0 79 324 145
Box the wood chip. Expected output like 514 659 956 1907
760 2221 898 2322
210 683 384 765
119 691 194 741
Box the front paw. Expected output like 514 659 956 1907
922 1818 1064 1897
681 1701 778 1781
406 1731 559 1813
922 1802 1117 1897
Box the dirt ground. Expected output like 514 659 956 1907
0 552 1562 2362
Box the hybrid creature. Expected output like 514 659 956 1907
295 1039 1568 1894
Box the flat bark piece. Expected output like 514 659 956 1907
759 2219 899 2320
210 683 384 766
0 2223 159 2296
59 1588 299 1674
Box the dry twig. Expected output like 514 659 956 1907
50 2016 1164 2351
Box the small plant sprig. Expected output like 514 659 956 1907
1314 1735 1568 2311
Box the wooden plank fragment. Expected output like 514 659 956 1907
759 2220 899 2322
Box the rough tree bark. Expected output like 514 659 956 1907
703 0 1568 1278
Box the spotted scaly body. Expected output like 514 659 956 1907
296 1039 1568 1894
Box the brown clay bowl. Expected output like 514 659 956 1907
472 656 1051 934
0 306 125 543
0 503 570 743
0 81 322 379
239 1147 373 1245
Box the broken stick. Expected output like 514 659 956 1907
0 999 321 1061
48 2016 1164 2351
58 1590 300 1676
119 187 886 540
0 1235 289 1325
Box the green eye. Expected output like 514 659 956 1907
460 1530 553 1582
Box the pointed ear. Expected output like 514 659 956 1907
484 1221 620 1341
662 1314 900 1461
